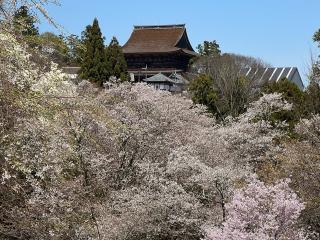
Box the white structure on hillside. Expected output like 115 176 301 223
241 67 304 90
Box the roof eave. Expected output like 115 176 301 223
123 49 198 56
134 24 185 29
174 28 195 52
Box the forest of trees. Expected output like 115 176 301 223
10 5 128 85
79 18 128 85
0 1 320 240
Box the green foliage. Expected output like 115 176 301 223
13 5 39 36
197 40 221 56
304 80 320 115
38 32 69 65
79 20 127 85
12 5 84 67
65 34 85 65
263 78 304 108
310 63 320 82
311 29 320 82
13 6 84 67
263 78 304 131
189 74 217 113
189 74 250 119
79 18 109 85
105 37 128 81
313 29 320 45
226 76 252 116
262 76 320 134
13 5 40 48
190 53 266 120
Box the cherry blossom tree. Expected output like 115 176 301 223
0 9 311 238
0 0 59 27
204 177 307 240
257 115 320 238
295 115 320 146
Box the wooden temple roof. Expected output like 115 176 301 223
122 24 197 56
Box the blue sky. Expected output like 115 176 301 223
39 0 320 84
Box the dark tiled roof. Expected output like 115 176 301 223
143 72 187 84
122 24 197 56
169 73 188 84
143 73 174 83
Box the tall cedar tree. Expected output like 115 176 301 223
13 6 39 36
80 18 109 85
105 37 128 81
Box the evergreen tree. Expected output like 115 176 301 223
189 74 218 114
80 18 109 85
197 40 221 57
105 36 128 81
13 6 39 36
313 29 320 44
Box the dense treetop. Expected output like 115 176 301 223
197 40 221 57
13 5 39 36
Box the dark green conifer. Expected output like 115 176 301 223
80 18 109 85
13 6 39 36
105 37 128 81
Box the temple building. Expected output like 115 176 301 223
122 24 198 82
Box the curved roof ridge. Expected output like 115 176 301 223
134 24 185 29
174 28 195 52
174 28 187 47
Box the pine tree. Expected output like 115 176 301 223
13 6 39 36
80 18 109 85
105 37 128 81
197 40 221 56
